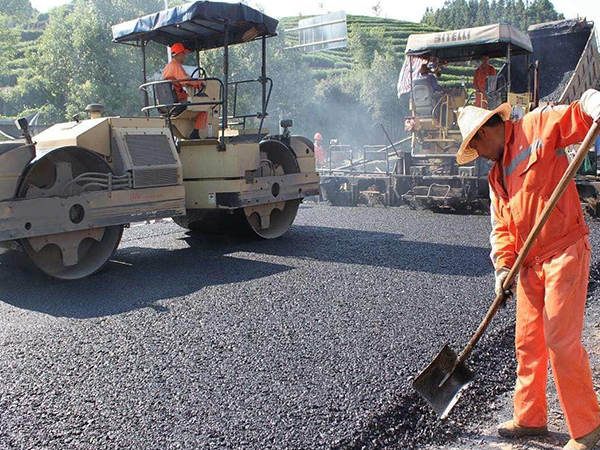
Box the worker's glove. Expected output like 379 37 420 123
580 89 600 122
495 268 514 304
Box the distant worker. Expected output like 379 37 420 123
430 57 447 78
313 133 325 166
162 42 207 139
414 63 444 95
457 89 600 450
473 54 497 109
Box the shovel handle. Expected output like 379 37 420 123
458 118 600 365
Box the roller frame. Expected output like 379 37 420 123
0 185 185 242
213 172 320 208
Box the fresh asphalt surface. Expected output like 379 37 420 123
1 204 599 449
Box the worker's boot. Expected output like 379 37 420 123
189 129 200 139
498 420 548 438
563 424 600 450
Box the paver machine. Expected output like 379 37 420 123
0 1 319 280
318 24 535 211
402 23 535 209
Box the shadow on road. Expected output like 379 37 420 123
204 224 492 277
0 224 491 318
0 243 294 318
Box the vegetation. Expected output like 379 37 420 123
0 0 566 148
422 0 564 31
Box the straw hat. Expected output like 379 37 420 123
456 103 512 165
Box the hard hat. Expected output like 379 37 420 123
171 43 191 55
314 132 323 140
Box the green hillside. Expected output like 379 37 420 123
278 15 468 88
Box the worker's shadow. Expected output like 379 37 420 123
0 223 491 318
460 431 570 449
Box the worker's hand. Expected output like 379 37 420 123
495 267 514 300
580 89 600 122
194 81 206 96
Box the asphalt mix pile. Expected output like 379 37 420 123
0 205 599 449
527 19 594 103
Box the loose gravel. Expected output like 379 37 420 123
0 205 598 449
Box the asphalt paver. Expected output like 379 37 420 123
0 204 598 449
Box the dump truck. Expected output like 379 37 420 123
319 19 600 211
522 19 600 213
0 1 319 280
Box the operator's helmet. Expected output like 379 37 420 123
171 42 191 55
314 132 323 141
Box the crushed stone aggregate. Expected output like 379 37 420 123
0 204 599 449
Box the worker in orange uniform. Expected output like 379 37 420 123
456 89 600 450
162 42 207 139
313 132 325 167
473 54 497 109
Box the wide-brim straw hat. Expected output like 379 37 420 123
456 103 512 165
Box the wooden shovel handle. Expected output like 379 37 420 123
458 119 600 364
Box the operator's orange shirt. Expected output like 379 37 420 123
473 63 497 92
314 142 325 164
161 59 199 103
489 102 593 270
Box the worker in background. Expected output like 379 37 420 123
162 42 207 139
473 54 496 109
414 63 445 96
430 57 446 78
313 133 325 167
456 89 600 450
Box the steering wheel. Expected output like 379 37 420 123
190 66 207 80
190 67 207 96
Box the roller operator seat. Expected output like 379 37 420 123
153 81 187 118
412 78 434 117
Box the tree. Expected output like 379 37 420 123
20 0 164 121
422 0 564 31
348 26 392 69
372 2 382 18
359 52 402 129
475 0 490 26
0 0 34 26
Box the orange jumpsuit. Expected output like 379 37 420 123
473 64 496 109
489 102 600 439
314 141 325 165
161 59 207 130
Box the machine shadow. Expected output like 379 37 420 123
0 223 491 318
187 224 492 277
0 244 294 318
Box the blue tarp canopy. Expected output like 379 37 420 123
112 1 279 50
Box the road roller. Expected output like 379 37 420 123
0 1 319 280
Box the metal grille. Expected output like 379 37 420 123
111 137 127 175
134 167 179 188
125 134 177 166
124 134 179 188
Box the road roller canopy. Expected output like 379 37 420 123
405 23 533 62
111 1 279 50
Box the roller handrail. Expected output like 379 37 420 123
227 77 273 132
139 78 225 114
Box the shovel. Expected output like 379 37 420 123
413 118 600 420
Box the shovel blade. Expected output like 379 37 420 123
412 344 475 419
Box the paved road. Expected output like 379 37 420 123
0 205 598 449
